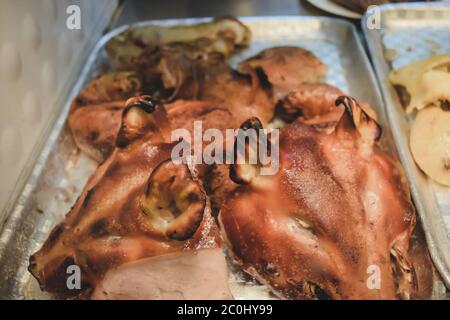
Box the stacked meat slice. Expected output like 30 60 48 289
29 17 434 300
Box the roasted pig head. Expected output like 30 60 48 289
278 83 378 134
214 96 432 299
158 46 329 125
68 72 144 162
69 17 250 163
173 60 276 125
68 63 243 162
69 45 327 162
105 16 250 92
106 16 251 71
278 83 345 128
238 46 328 101
29 96 233 299
69 60 276 163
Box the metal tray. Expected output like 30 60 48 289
362 2 450 289
0 16 445 299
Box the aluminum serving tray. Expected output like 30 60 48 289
0 16 446 299
362 2 450 289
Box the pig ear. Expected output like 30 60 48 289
139 160 207 241
230 117 268 185
115 95 169 148
390 244 417 300
335 96 382 145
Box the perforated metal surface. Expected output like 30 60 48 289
383 18 450 69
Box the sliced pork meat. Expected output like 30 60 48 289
92 248 232 300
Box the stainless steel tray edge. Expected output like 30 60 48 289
362 2 450 289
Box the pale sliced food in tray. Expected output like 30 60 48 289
362 2 450 288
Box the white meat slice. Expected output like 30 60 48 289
92 248 233 300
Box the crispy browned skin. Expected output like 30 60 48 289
171 60 275 125
132 47 329 130
68 72 144 162
159 46 329 125
104 16 251 98
69 17 252 162
70 43 328 163
68 57 274 162
68 101 126 162
29 97 235 297
279 83 345 127
214 97 432 299
67 63 251 162
238 46 327 100
106 16 251 72
279 83 378 132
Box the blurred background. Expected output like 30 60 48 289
113 0 327 25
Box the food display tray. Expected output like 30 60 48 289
0 16 446 299
362 2 450 289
